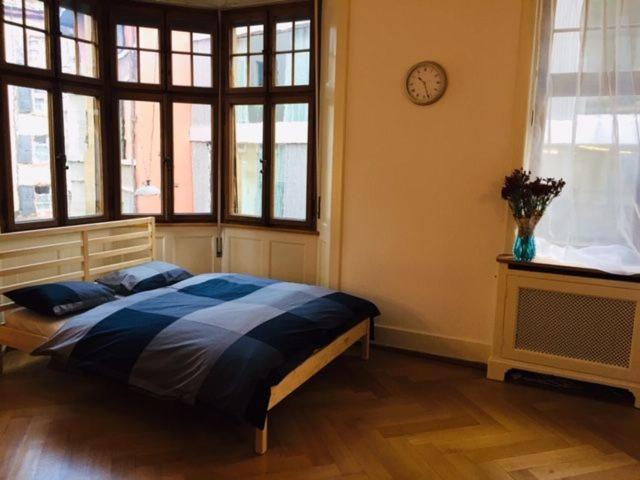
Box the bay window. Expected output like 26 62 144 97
0 0 315 232
529 0 640 273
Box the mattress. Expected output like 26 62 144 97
2 307 67 338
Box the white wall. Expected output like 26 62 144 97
337 0 536 362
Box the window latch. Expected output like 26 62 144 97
56 153 68 170
215 236 223 258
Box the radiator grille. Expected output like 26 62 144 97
515 288 636 368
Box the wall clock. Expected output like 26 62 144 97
404 61 448 105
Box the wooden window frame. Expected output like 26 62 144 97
112 91 166 222
0 0 53 74
166 9 217 93
0 0 315 233
57 0 101 83
0 76 58 231
166 94 217 222
271 4 314 92
270 95 315 230
222 2 315 231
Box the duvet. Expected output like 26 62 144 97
34 273 379 428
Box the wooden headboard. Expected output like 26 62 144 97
0 218 155 308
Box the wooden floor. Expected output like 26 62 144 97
3 348 640 480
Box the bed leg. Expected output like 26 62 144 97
0 345 6 375
255 417 268 455
361 321 370 360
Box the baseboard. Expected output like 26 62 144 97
373 325 491 364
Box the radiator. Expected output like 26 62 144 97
514 288 635 368
488 259 640 408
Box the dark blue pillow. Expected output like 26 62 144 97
5 281 117 317
96 261 192 295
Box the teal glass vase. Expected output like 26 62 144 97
512 217 539 262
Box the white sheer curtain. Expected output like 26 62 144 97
529 0 640 274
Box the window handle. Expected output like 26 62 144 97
56 153 68 170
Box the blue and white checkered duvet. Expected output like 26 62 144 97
34 273 379 428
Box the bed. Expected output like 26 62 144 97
0 218 378 454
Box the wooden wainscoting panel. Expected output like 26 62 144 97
222 227 318 283
269 241 306 283
154 234 166 263
174 236 215 275
227 237 266 277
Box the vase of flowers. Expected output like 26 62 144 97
501 169 565 262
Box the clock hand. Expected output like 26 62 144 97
418 78 430 99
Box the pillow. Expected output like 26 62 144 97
96 261 192 295
5 281 116 317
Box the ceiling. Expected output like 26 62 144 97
139 0 295 9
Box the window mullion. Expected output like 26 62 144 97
51 83 68 225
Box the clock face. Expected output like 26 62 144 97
405 61 447 105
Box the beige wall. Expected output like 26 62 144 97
339 0 536 361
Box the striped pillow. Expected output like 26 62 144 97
96 261 192 295
5 281 117 317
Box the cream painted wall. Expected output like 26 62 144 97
339 0 536 361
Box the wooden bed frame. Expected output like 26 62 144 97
0 217 371 454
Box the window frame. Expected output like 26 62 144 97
0 0 316 233
222 2 316 230
59 83 109 225
166 10 217 94
110 5 164 91
56 0 102 84
1 75 58 231
270 4 315 93
166 93 217 221
269 95 315 229
112 90 166 222
0 0 53 75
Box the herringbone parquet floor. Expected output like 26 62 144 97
2 347 640 480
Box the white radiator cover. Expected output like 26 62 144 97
488 261 640 407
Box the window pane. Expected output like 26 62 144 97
193 55 212 87
117 48 138 82
231 104 263 217
275 53 291 86
172 53 191 86
76 12 92 41
231 55 247 87
59 7 74 36
249 54 263 87
249 25 263 52
139 26 158 50
276 22 292 51
119 99 162 215
78 41 96 77
232 26 247 54
294 51 310 85
26 28 47 68
554 0 583 29
24 0 44 30
116 24 136 48
8 85 54 223
139 50 159 84
192 32 211 54
5 23 24 65
173 103 212 214
273 103 308 221
63 93 102 218
4 0 22 23
60 36 76 74
294 20 310 50
172 30 190 52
